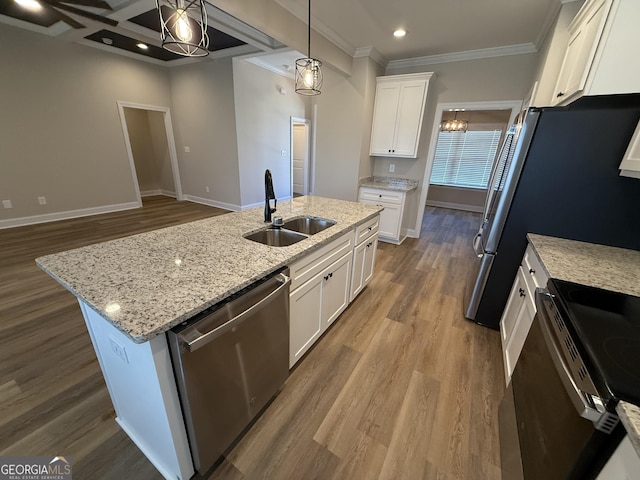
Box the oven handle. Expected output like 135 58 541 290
184 273 290 352
534 288 603 424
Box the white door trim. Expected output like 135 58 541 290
290 117 310 196
116 101 184 206
414 100 523 236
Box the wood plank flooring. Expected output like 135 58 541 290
0 199 504 479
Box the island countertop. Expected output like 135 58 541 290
36 196 382 343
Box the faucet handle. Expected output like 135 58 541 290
272 216 284 227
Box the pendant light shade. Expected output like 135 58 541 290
295 0 322 95
156 0 209 57
440 111 468 133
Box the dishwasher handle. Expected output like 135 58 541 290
184 272 290 353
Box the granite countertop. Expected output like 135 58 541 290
359 176 419 192
527 233 640 297
37 196 382 343
527 233 640 455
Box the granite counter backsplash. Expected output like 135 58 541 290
37 196 382 343
359 176 419 192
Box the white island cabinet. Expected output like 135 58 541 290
359 187 407 244
369 73 433 158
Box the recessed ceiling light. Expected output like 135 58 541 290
137 43 149 50
393 28 406 38
14 0 42 11
101 37 113 45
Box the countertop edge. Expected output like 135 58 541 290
616 402 640 457
37 207 383 344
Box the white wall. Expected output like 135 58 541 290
168 58 242 209
232 59 306 207
0 23 173 221
375 53 540 231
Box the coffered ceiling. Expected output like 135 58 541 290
0 0 577 67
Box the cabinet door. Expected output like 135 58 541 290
378 203 402 241
289 274 323 368
393 81 427 157
552 0 609 105
362 235 378 288
321 253 352 330
370 84 401 155
350 240 366 302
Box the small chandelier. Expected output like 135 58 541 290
440 110 468 133
295 0 322 95
156 0 209 57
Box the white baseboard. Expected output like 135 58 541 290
0 201 140 230
182 194 239 212
140 189 176 198
406 228 419 238
425 201 484 213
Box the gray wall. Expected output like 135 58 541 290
0 23 172 221
168 58 241 209
232 59 307 206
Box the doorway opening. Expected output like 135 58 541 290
117 101 183 207
415 100 522 236
291 117 310 196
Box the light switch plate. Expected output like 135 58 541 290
389 164 395 173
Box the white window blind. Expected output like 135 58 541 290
430 129 503 189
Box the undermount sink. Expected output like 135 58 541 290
244 227 307 247
281 216 336 235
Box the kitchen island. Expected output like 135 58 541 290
36 196 383 480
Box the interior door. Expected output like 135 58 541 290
292 122 308 195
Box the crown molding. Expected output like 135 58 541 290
244 56 295 79
354 46 387 68
386 43 537 70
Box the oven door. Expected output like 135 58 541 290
499 290 622 480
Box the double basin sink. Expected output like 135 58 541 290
244 216 336 247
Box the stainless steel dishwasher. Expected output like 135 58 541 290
168 268 290 475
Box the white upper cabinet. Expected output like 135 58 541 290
370 73 433 158
551 0 640 106
620 120 640 179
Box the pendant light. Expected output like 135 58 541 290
440 110 468 133
156 0 209 57
295 0 322 95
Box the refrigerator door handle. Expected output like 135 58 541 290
473 232 484 257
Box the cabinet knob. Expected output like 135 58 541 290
324 275 329 281
392 149 395 153
519 288 526 297
556 92 565 98
368 226 372 231
329 272 333 278
366 242 372 247
529 268 535 274
388 149 391 153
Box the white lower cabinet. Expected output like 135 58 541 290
500 243 549 384
359 187 406 244
289 216 380 368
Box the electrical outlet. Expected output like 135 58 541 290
184 146 191 153
38 196 47 205
281 150 287 157
2 200 11 209
389 164 396 173
205 186 210 193
109 336 129 363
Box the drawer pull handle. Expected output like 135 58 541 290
529 268 536 274
519 288 526 297
556 92 565 98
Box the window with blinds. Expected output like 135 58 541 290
430 129 503 189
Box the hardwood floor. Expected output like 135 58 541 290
0 199 504 479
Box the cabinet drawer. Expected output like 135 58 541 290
289 231 353 291
355 216 379 245
359 188 404 205
522 244 549 295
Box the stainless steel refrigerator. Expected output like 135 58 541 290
465 96 640 330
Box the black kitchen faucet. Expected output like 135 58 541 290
264 169 277 222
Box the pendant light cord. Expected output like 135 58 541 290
307 0 311 58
